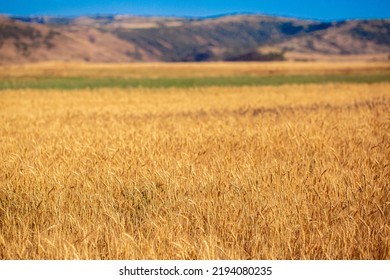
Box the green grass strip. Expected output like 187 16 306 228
0 73 389 90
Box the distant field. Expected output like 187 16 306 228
1 61 389 90
1 73 390 90
1 61 390 77
0 62 389 260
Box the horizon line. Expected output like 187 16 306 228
2 11 390 22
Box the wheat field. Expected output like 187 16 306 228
0 63 389 260
1 61 389 78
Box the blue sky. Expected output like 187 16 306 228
1 1 390 20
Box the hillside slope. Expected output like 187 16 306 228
110 15 338 61
276 20 390 55
0 16 153 64
1 14 390 64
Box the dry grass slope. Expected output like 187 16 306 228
0 65 389 259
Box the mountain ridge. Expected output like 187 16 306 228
1 14 389 64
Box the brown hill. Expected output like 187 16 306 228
275 20 390 55
1 14 390 64
110 15 331 61
0 16 153 64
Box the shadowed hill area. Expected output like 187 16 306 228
111 15 318 61
276 20 390 55
1 14 390 64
